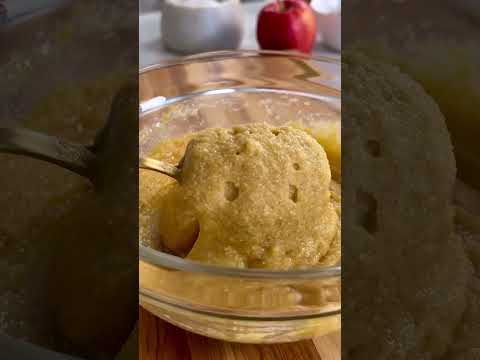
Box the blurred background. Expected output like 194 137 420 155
139 0 340 68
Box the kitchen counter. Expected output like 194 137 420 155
139 307 340 360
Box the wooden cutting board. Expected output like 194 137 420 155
139 307 340 360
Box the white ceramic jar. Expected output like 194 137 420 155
311 0 341 51
161 0 245 55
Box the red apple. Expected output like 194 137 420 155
257 0 317 54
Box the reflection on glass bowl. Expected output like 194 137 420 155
139 51 341 343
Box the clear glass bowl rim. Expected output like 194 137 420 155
139 50 341 280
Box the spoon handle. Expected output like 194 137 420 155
139 157 180 180
0 127 96 179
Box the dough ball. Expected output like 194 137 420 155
181 123 338 269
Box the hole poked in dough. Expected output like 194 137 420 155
366 140 381 157
356 190 377 234
289 185 299 203
225 182 239 202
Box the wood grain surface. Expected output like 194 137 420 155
139 307 340 360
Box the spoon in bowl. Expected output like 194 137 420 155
0 84 180 184
139 156 181 180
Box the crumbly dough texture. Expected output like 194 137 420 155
342 51 471 359
140 123 341 270
182 123 338 269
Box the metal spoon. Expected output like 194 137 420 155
0 85 136 185
0 84 180 183
0 127 97 180
139 156 181 180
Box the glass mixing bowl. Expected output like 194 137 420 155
139 50 341 343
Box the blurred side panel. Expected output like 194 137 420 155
342 0 479 359
0 1 138 359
